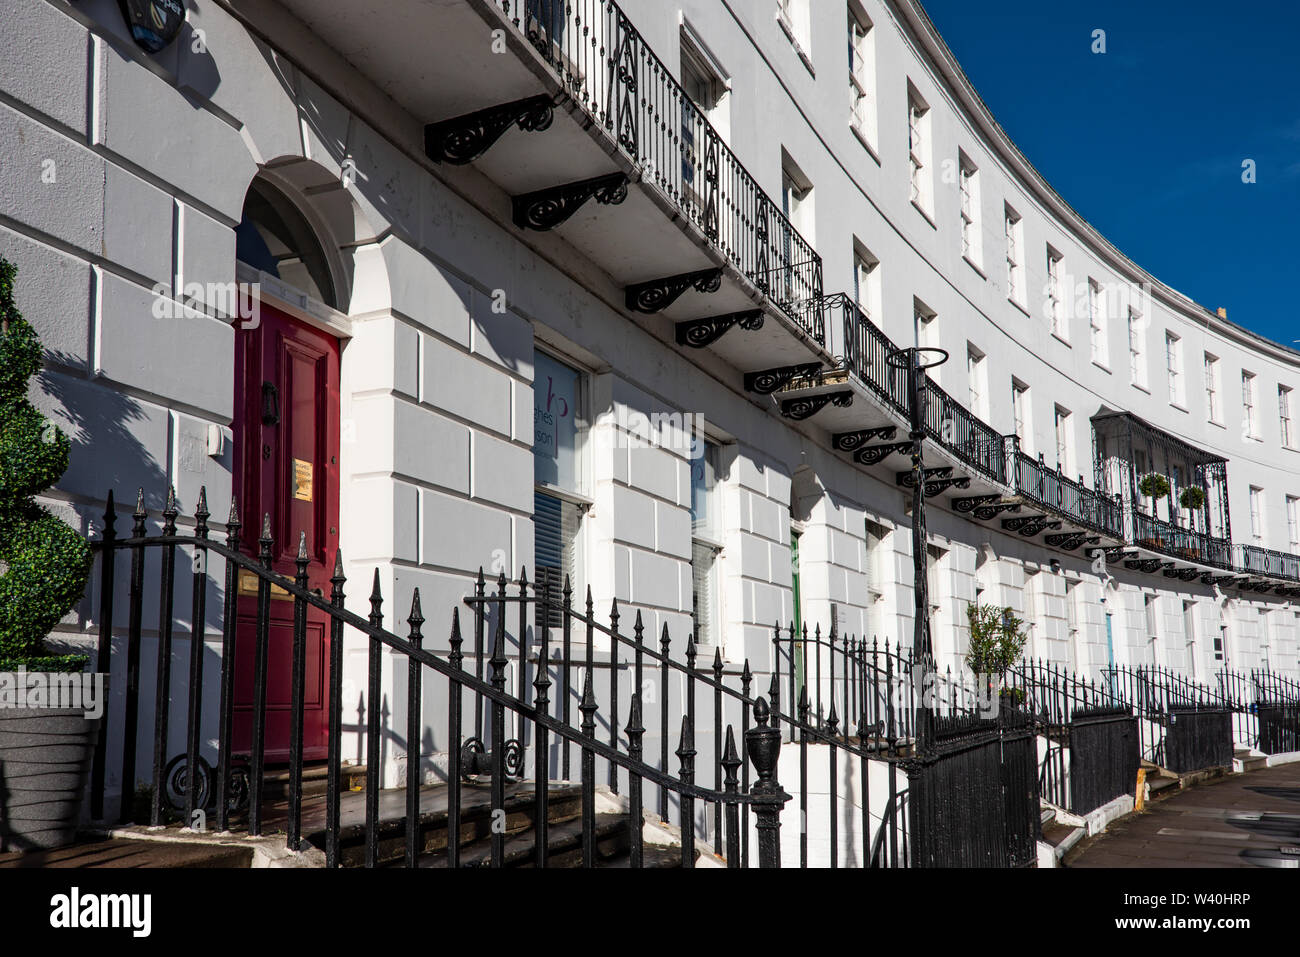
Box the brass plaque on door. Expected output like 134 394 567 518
293 458 313 501
238 569 292 600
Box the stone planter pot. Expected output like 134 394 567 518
0 701 101 851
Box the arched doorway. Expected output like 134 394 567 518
231 174 344 763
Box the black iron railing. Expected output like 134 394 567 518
1013 450 1123 539
1130 510 1233 570
495 0 823 337
1102 664 1233 767
87 488 802 869
88 485 954 869
771 623 919 753
838 295 909 417
922 379 1006 485
1236 544 1300 582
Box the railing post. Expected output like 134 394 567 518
90 490 117 821
288 532 309 852
184 488 210 826
150 487 179 827
325 549 346 868
722 726 741 868
216 498 241 835
746 697 790 868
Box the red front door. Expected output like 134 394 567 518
231 300 340 762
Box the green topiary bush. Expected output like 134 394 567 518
0 257 91 672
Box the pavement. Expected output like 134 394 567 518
0 839 253 868
1065 760 1300 868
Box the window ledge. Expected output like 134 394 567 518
1169 401 1189 414
850 121 881 165
1207 418 1226 429
962 255 986 279
1008 298 1030 318
1131 382 1151 396
911 199 936 229
776 13 815 77
1091 359 1111 374
1050 331 1071 348
692 532 725 553
535 482 595 513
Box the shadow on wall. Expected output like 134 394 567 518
249 41 531 378
38 353 169 514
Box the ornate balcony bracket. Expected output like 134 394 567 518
1199 573 1234 586
1001 515 1062 537
1104 548 1132 564
1044 532 1096 551
425 94 555 165
853 441 913 466
896 467 953 489
922 476 971 498
511 173 629 231
626 268 723 314
1124 558 1165 573
973 501 1022 521
675 309 764 348
833 426 898 452
744 362 823 395
1176 568 1202 582
780 391 853 421
953 494 1002 515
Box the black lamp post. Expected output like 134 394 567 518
889 344 948 750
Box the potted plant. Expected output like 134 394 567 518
0 257 95 851
1179 486 1206 533
965 603 1030 708
1137 472 1170 509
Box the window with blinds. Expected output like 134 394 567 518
692 540 718 647
534 490 578 629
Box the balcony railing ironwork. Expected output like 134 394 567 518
495 0 823 338
1131 510 1233 571
1235 544 1300 582
1012 450 1124 539
922 379 1006 485
838 295 909 417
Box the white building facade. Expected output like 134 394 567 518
5 0 1299 806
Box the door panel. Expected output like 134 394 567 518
231 301 340 763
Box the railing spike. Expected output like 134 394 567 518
408 587 424 628
297 530 308 561
332 547 345 580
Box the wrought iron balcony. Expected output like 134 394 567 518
492 0 824 338
1131 510 1233 571
1235 544 1300 583
921 379 1006 486
839 294 908 418
1011 449 1124 540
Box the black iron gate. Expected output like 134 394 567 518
1069 708 1139 815
907 709 1039 868
1000 711 1040 868
1257 702 1300 755
1163 706 1232 773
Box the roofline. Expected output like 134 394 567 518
889 0 1300 368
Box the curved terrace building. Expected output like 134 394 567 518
4 0 1298 820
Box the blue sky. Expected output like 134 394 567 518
920 0 1300 349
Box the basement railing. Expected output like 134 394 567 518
87 485 935 869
